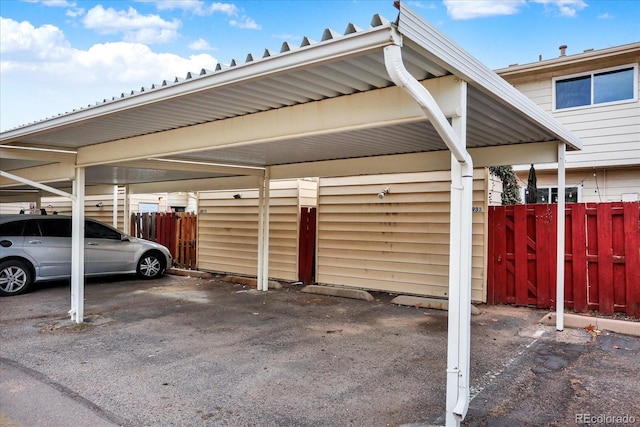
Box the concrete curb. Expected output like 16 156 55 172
390 295 482 315
167 268 213 279
223 275 283 290
539 312 640 337
301 285 374 301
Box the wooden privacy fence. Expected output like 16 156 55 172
130 212 197 269
487 202 640 317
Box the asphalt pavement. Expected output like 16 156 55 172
1 274 638 426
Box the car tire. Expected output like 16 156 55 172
137 251 165 279
0 259 33 296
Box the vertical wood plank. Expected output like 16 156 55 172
514 205 528 305
487 207 497 303
597 203 614 315
547 203 558 309
624 202 640 317
535 204 551 307
572 203 588 312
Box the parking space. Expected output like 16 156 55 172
1 275 638 426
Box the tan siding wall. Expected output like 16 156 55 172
316 171 488 302
36 192 167 230
0 202 31 214
517 168 640 202
40 195 125 229
298 178 319 207
197 180 302 281
503 55 640 169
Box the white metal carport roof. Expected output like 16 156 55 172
0 4 581 426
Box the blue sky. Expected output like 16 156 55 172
1 0 639 131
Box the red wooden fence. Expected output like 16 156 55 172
130 212 197 269
488 202 640 317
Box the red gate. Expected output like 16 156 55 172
487 202 640 317
298 207 317 284
130 212 197 269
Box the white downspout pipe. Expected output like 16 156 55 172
384 42 474 425
556 143 566 331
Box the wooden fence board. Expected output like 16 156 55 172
624 203 640 317
571 203 588 312
597 203 614 315
130 212 197 269
487 202 639 318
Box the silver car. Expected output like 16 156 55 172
0 215 173 296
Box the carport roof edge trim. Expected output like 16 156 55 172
397 5 582 152
0 17 397 141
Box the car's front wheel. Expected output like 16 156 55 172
0 260 33 296
137 251 165 279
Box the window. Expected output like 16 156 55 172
523 186 580 204
554 65 637 110
0 220 27 236
37 219 72 237
85 220 121 240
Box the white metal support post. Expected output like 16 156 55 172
70 167 86 323
123 184 130 234
113 185 119 228
556 143 566 331
257 168 271 291
446 82 473 427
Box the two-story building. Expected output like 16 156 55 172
497 42 640 203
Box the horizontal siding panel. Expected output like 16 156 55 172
316 171 488 302
197 180 302 281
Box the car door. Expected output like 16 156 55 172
22 218 72 278
84 220 137 274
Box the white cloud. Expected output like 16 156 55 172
188 38 213 51
443 0 526 20
210 2 240 15
598 12 614 19
137 0 239 16
65 7 85 17
0 17 71 61
0 17 219 129
21 0 77 7
82 5 181 44
531 0 588 17
230 16 261 30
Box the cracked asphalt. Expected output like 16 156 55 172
1 274 638 426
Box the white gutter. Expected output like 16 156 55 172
383 40 473 425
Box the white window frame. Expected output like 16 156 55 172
552 63 638 112
521 185 582 204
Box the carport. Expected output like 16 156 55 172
0 4 581 426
